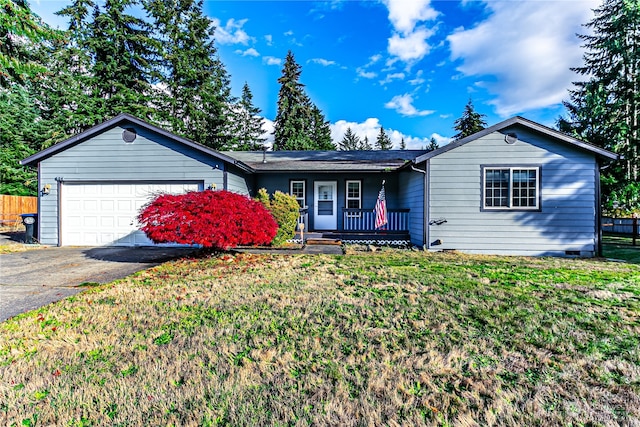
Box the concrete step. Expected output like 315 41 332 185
305 238 342 246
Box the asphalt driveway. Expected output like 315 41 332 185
0 245 198 322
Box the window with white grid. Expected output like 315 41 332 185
290 180 305 208
346 180 361 217
483 167 539 210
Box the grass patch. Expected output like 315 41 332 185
603 234 640 264
1 251 639 425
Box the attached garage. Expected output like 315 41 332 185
60 181 201 246
21 114 252 247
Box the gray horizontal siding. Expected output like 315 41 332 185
37 124 238 245
226 170 250 195
427 127 598 256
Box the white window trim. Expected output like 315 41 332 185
482 166 540 211
290 180 306 208
346 180 362 217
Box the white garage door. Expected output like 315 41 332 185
61 182 201 246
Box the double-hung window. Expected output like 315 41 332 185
290 180 306 208
483 166 540 210
346 180 361 217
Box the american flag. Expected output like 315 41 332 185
374 183 387 229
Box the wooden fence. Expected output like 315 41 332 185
0 195 37 226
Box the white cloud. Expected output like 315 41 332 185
309 58 336 67
383 0 438 34
379 72 405 85
408 70 425 86
385 93 435 117
357 69 377 79
263 56 282 66
447 0 598 116
382 0 439 63
284 30 294 36
261 118 275 149
368 54 383 65
264 34 273 45
429 133 451 147
235 48 260 57
388 27 434 62
212 18 252 45
330 118 439 150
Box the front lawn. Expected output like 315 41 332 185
1 251 639 426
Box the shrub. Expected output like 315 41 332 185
256 188 300 245
138 190 278 250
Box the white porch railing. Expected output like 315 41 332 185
343 208 410 231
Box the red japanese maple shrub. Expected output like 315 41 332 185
138 190 278 250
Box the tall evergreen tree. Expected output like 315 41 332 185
400 137 406 150
339 127 361 150
375 126 393 150
145 0 235 148
309 104 335 150
0 87 52 195
88 0 157 120
0 0 60 195
452 99 487 140
225 82 266 150
561 0 640 212
274 51 312 150
36 0 97 140
427 137 439 151
0 0 59 87
274 50 331 150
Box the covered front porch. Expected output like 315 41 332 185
296 207 411 245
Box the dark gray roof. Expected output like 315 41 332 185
415 116 619 163
223 150 429 172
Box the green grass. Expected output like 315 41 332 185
603 234 640 263
0 250 639 426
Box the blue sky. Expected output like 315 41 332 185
31 0 599 149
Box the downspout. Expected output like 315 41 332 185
596 160 603 257
411 161 429 250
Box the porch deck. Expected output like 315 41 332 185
296 207 411 245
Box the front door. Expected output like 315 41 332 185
314 181 337 230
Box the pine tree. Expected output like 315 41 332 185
145 0 235 149
561 0 640 212
0 87 52 195
375 126 393 150
452 99 487 140
358 135 373 150
400 137 406 150
309 104 335 150
339 127 361 150
226 82 265 150
274 51 312 150
88 0 157 120
427 137 439 150
273 50 331 150
0 0 59 87
36 0 97 140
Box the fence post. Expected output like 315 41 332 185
633 214 638 246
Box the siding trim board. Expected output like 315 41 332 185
21 113 253 173
415 116 619 164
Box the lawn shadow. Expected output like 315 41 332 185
83 246 200 263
